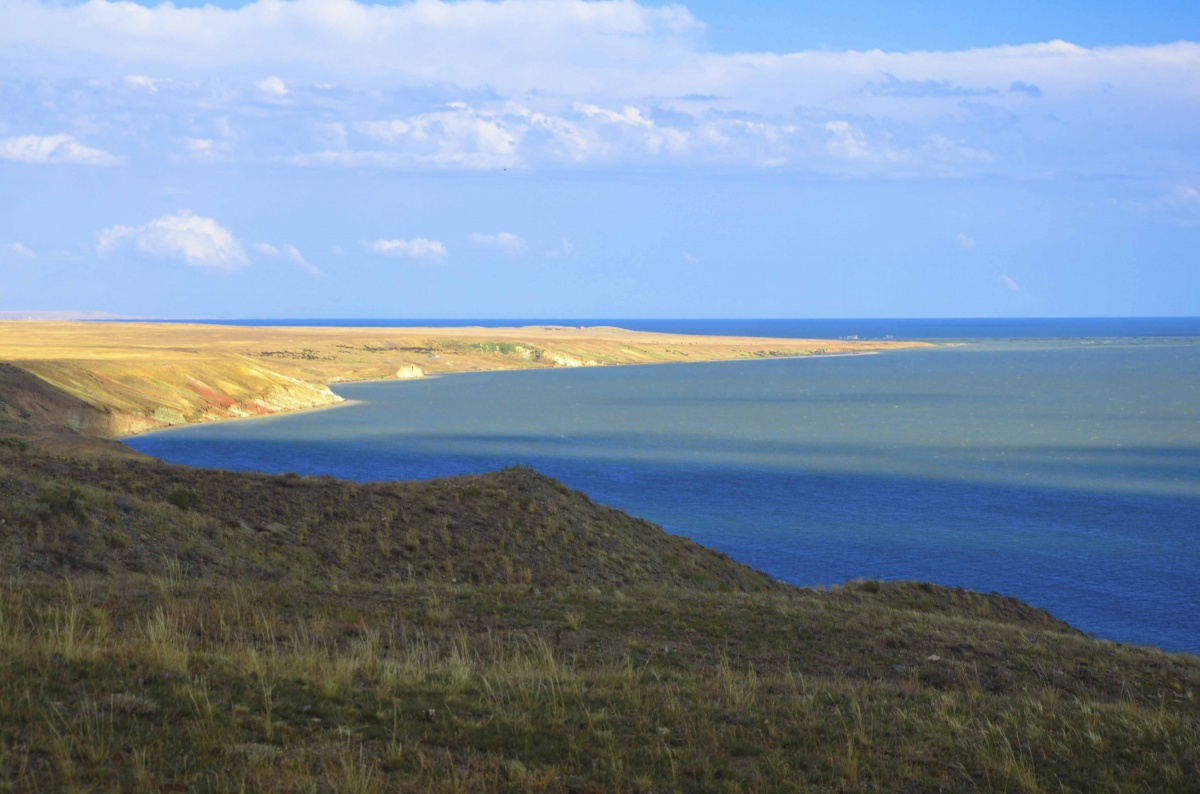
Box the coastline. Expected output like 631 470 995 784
118 349 893 442
0 320 930 443
113 397 366 441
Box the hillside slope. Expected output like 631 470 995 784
3 443 779 593
2 432 1198 792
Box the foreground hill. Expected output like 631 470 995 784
1 432 1198 792
3 438 777 592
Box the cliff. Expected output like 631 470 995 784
1 357 342 437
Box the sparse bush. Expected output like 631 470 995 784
167 487 201 511
37 484 86 521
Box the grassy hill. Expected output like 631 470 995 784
1 430 1198 792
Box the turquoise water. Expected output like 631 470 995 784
128 337 1200 653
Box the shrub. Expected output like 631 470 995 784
37 485 86 521
167 487 202 511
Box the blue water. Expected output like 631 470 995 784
125 321 1200 654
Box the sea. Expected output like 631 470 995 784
123 318 1200 654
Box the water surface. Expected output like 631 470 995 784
128 337 1200 653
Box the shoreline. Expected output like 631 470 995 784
118 347 897 443
0 320 930 443
113 397 367 441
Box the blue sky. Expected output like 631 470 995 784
1 0 1198 319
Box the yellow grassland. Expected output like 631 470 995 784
0 321 929 438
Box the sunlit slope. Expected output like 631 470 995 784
0 321 928 437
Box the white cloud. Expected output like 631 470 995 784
682 252 699 264
349 106 519 168
956 233 976 249
1 1 1199 176
256 242 320 275
577 104 654 128
369 238 448 261
123 74 159 92
324 102 706 170
97 210 248 270
823 121 869 160
469 232 525 252
999 275 1020 292
7 242 35 259
256 76 289 97
0 134 121 166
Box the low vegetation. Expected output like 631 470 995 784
1 428 1198 792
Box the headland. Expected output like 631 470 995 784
0 320 926 440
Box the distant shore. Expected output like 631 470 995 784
0 320 930 441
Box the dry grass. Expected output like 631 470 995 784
0 321 928 438
0 577 1197 792
0 432 1197 791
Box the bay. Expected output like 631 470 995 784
126 331 1200 653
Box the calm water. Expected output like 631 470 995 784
127 325 1200 653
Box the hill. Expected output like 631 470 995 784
1 429 1198 792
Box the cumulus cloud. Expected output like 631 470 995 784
255 242 319 275
999 275 1020 292
347 105 519 168
256 76 288 97
97 210 248 270
183 137 215 157
7 242 35 259
956 233 975 249
0 134 121 166
123 74 159 92
469 232 525 252
1 1 1198 176
369 238 448 261
823 121 869 160
682 252 699 264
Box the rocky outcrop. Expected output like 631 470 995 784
395 365 425 380
545 352 599 368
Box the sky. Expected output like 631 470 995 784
0 0 1197 319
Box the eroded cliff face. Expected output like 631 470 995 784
395 365 425 379
544 351 599 368
0 360 343 438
